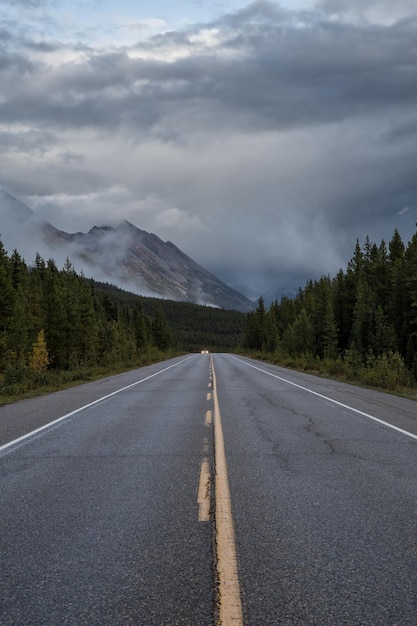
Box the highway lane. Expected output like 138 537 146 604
213 354 417 625
1 353 416 625
0 355 215 626
0 357 207 447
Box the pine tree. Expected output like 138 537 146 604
256 296 268 350
264 307 279 353
243 311 258 350
274 296 296 338
43 259 67 368
322 297 339 360
152 303 171 350
387 229 406 352
311 276 334 358
371 305 396 356
61 258 82 368
350 276 372 357
404 230 417 366
371 240 390 310
9 249 28 290
6 286 31 360
0 241 14 333
134 303 149 352
282 308 314 357
76 278 99 365
333 269 352 353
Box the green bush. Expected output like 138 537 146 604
362 351 411 389
342 346 364 378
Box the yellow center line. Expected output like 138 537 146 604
205 410 213 426
198 457 211 522
211 355 243 626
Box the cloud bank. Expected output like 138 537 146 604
1 0 416 299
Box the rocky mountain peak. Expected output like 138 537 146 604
0 190 254 312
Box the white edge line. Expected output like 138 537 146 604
0 356 194 454
231 356 417 441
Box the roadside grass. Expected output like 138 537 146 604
3 348 416 407
0 349 185 407
237 350 417 401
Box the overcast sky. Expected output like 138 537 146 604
1 0 417 300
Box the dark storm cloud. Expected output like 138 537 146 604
382 115 417 144
2 2 417 136
1 0 417 299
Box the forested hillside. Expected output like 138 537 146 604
3 225 417 400
243 229 417 390
93 283 247 352
0 240 246 398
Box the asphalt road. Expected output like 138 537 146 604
0 355 214 626
214 355 417 626
1 353 416 625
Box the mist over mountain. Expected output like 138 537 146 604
0 188 254 312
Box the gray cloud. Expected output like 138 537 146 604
1 0 417 301
0 128 56 154
2 4 417 135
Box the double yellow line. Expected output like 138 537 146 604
211 355 243 625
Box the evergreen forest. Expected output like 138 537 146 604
243 229 417 392
2 225 417 402
0 240 245 399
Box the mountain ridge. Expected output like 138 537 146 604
0 188 254 312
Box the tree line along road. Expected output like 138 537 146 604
1 353 416 625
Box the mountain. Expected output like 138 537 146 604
0 187 34 222
0 188 254 312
